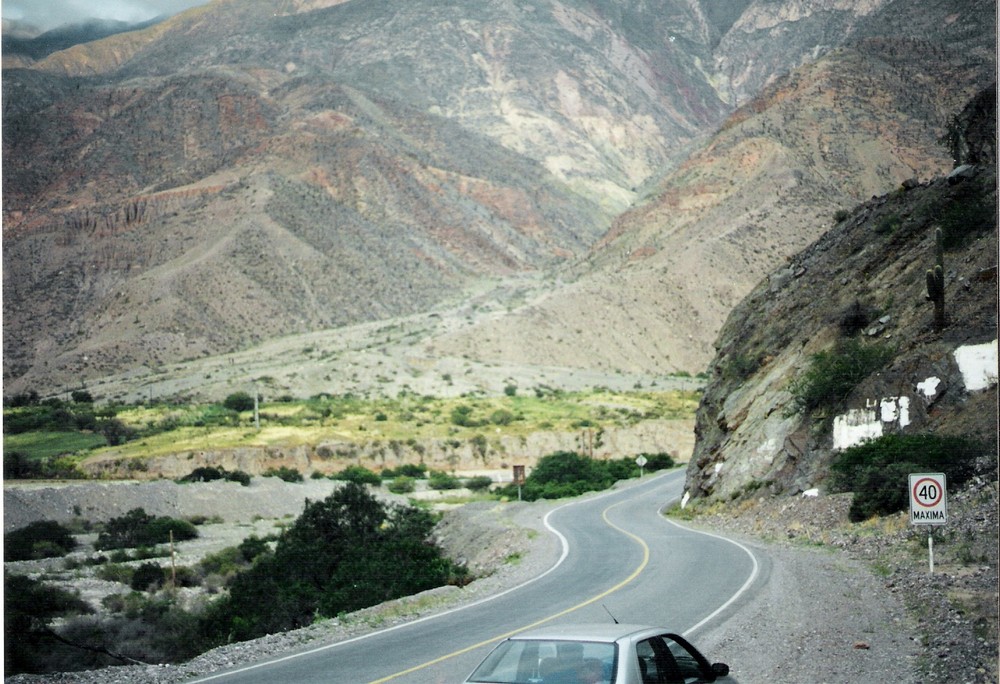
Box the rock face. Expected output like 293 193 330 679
685 85 997 501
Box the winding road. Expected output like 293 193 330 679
187 470 762 683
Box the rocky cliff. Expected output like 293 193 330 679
685 85 997 501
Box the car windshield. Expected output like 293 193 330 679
467 638 617 684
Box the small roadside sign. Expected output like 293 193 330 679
635 455 648 478
909 473 947 525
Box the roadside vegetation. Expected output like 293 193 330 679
828 433 985 522
3 388 699 476
3 385 694 674
4 485 467 674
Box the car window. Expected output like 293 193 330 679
635 637 681 684
662 634 714 684
467 638 616 684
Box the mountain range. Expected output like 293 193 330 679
3 0 996 402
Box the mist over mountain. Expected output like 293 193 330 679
2 0 995 402
2 17 166 62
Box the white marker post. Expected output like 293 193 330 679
909 473 947 573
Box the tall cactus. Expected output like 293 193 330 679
925 227 946 330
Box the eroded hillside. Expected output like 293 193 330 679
2 0 995 401
685 85 997 501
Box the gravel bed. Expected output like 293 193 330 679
6 479 997 683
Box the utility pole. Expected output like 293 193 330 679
254 382 260 430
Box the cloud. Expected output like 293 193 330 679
3 0 209 33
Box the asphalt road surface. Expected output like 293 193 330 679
187 470 761 683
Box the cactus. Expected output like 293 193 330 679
925 227 946 330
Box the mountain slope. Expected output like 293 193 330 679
3 0 732 395
426 25 995 376
2 0 995 400
686 84 997 501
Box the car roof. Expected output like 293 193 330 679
508 623 665 643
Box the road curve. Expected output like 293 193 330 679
186 470 760 683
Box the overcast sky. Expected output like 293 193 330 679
3 0 210 33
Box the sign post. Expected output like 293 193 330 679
512 465 526 502
635 455 648 479
909 473 947 573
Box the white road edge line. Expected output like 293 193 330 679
664 517 761 638
185 476 679 682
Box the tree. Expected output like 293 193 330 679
200 483 465 645
95 509 197 550
222 392 255 412
5 521 77 561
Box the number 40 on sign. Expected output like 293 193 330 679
909 473 947 525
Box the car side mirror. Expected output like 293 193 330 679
711 662 730 677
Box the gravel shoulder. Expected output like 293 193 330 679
5 478 997 684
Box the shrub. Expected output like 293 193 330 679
639 452 676 471
178 466 250 486
450 404 480 427
178 466 225 483
489 409 516 425
331 465 381 486
198 483 465 645
222 392 255 412
387 475 416 494
387 463 427 478
262 466 303 483
788 339 894 414
130 563 166 592
428 470 460 490
5 520 77 561
829 434 984 522
500 451 614 501
238 535 271 563
94 509 198 550
464 476 494 492
225 469 252 486
5 574 92 675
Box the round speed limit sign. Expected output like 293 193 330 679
909 473 947 525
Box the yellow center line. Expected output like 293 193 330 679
367 499 650 684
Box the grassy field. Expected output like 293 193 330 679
3 431 108 460
2 389 700 471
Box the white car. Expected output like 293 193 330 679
464 623 736 684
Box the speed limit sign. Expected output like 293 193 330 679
909 473 947 525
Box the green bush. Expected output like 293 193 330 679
464 476 494 492
331 465 381 486
5 520 77 561
131 562 166 592
238 535 271 563
489 409 516 425
498 451 673 501
450 404 482 427
222 392 256 412
5 574 93 675
788 339 895 414
387 475 416 494
388 463 427 478
829 434 984 522
177 466 250 486
428 470 460 490
262 466 303 483
94 509 198 551
198 482 466 645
